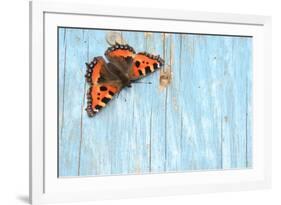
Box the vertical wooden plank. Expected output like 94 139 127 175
178 34 197 171
246 38 253 168
232 37 248 168
179 34 223 171
206 35 228 170
221 36 233 169
210 36 229 169
145 33 154 171
79 30 113 176
148 32 166 173
165 33 182 171
117 31 137 175
221 36 251 169
126 31 151 174
182 34 208 170
200 35 222 170
233 37 246 168
118 31 151 174
58 28 66 176
207 35 227 169
134 31 152 173
141 32 167 173
160 33 173 171
59 29 88 176
109 31 141 175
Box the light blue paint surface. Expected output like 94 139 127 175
58 28 252 177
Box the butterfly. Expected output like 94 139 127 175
85 43 164 117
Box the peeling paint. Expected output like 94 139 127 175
106 31 127 45
159 66 172 90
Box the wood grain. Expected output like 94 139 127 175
58 28 253 177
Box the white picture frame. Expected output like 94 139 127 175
29 0 272 204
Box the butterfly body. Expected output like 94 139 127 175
85 43 164 117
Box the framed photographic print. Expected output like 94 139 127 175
29 0 272 204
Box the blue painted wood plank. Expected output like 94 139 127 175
147 32 166 173
178 34 198 171
122 31 150 174
117 31 139 174
201 35 225 169
128 31 151 174
165 33 182 171
59 29 88 176
143 32 166 173
79 30 113 176
58 28 67 171
230 37 248 168
109 31 144 175
221 37 252 169
246 39 253 168
177 35 222 171
164 33 181 171
58 28 66 175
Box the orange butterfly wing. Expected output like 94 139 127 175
131 52 164 80
105 43 135 60
85 57 121 117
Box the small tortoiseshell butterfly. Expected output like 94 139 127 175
85 43 164 117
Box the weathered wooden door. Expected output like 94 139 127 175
58 28 252 177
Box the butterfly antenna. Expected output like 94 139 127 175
132 81 152 84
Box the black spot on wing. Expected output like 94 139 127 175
153 63 159 70
135 61 140 68
138 70 143 76
101 97 111 104
100 86 107 91
95 105 103 110
145 66 152 74
108 91 115 96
